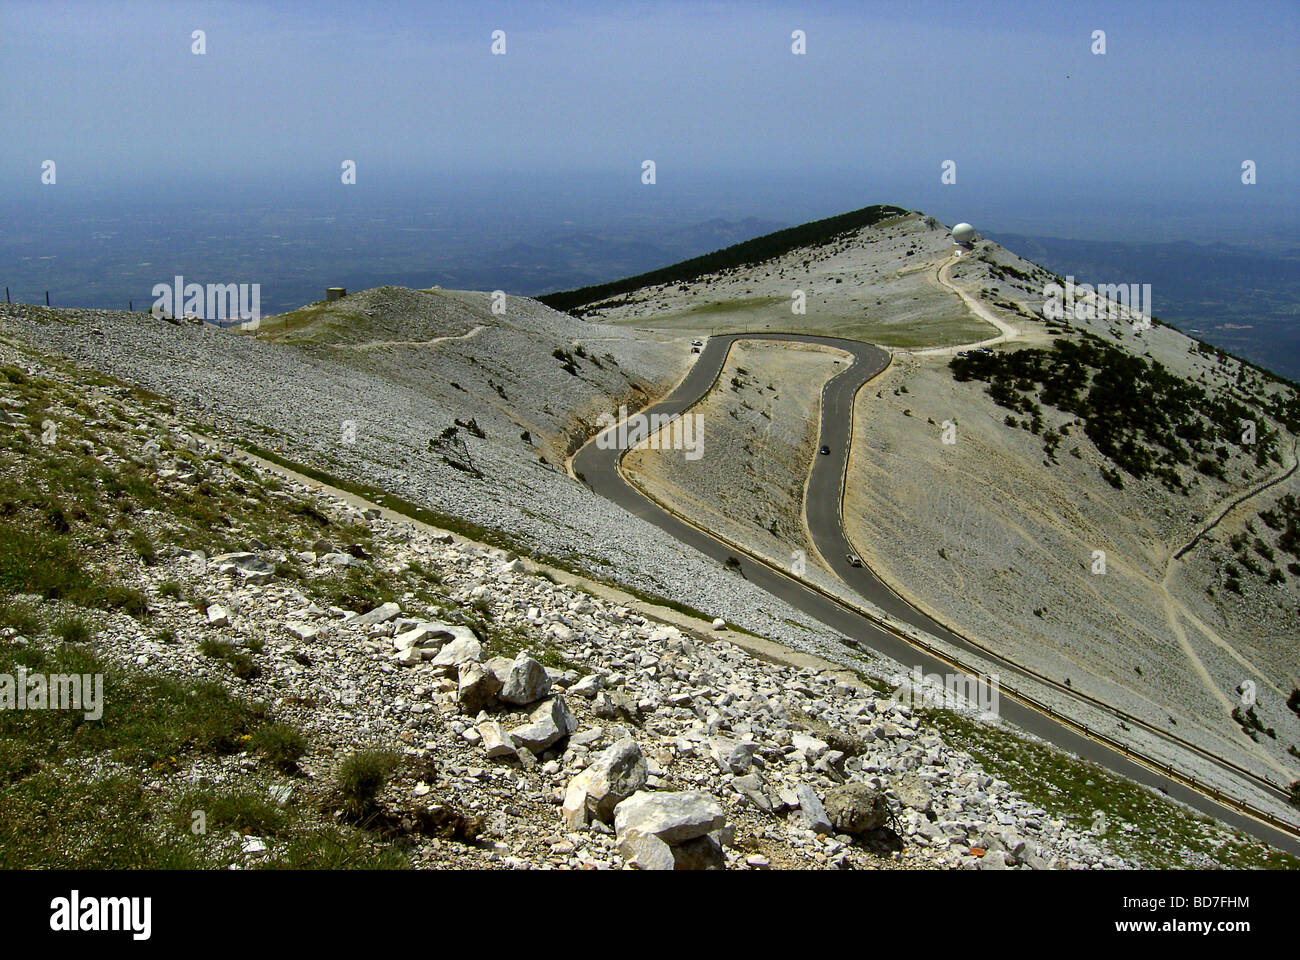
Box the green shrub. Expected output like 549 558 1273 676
334 750 401 820
950 337 1277 492
53 614 93 644
0 523 85 600
252 723 307 773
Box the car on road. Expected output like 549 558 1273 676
819 445 830 455
690 339 703 347
846 553 863 567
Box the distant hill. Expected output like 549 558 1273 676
538 204 909 313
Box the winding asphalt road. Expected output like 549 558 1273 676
572 332 1300 856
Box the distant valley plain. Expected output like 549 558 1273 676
4 188 1297 382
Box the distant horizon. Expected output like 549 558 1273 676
3 0 1297 375
4 0 1297 244
5 183 1299 384
5 166 1297 246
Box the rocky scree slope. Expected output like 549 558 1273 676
0 340 1150 870
0 293 868 672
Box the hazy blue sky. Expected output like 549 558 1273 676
2 0 1297 238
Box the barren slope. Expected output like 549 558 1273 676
842 262 1300 785
0 293 872 666
573 212 1015 348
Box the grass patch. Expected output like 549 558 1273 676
487 623 580 673
251 722 307 773
319 564 395 614
94 583 150 619
0 643 258 771
197 637 261 680
129 528 158 565
172 787 293 838
922 706 1299 870
0 771 208 869
52 613 94 644
0 638 407 868
0 522 88 601
617 582 716 623
334 750 403 821
263 827 410 870
0 597 44 636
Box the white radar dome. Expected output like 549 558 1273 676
951 222 977 244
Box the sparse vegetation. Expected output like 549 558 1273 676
52 613 93 644
951 336 1281 491
198 637 261 680
926 705 1299 869
552 348 579 376
334 750 402 821
251 722 308 773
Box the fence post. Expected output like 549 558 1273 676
4 287 8 303
45 291 50 306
